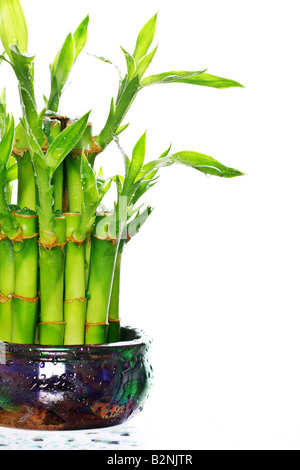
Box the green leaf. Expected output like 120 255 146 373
115 75 140 127
7 45 44 144
142 70 244 89
73 15 89 60
0 88 10 138
0 0 28 61
133 13 158 63
6 162 18 182
0 115 14 167
48 32 75 112
115 122 130 136
31 151 56 244
74 152 100 241
140 151 244 178
136 45 158 78
45 111 90 177
123 132 147 194
120 46 136 79
19 86 45 145
97 98 115 149
97 75 139 150
130 170 159 205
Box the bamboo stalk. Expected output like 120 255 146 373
65 123 93 213
63 212 87 345
12 209 39 344
66 154 82 213
16 151 36 211
107 247 122 343
85 214 119 345
0 236 14 342
38 214 66 345
13 125 37 211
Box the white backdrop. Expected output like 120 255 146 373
1 0 300 450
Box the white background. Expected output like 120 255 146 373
1 0 300 450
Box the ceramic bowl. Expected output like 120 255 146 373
0 326 153 430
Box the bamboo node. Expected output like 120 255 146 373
93 234 120 245
108 318 121 323
12 146 29 158
13 294 39 303
64 297 87 304
22 233 39 240
65 235 86 248
10 227 24 243
39 321 65 326
70 137 103 159
0 293 13 304
85 321 109 332
39 236 67 251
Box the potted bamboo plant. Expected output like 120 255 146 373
0 0 243 430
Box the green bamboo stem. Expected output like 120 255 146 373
85 229 93 289
85 214 119 344
38 214 66 345
0 236 14 342
66 154 82 212
63 212 87 345
13 124 37 211
12 209 39 344
16 151 36 211
52 164 64 212
65 123 100 212
107 248 122 343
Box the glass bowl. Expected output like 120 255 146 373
0 327 153 431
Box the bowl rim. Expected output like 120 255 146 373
0 326 152 356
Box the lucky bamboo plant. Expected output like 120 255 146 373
0 0 244 346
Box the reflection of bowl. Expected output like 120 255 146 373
0 327 153 431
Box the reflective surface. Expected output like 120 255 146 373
0 327 153 431
0 423 145 450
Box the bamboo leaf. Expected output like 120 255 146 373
6 163 18 182
142 70 244 89
133 13 158 63
159 143 172 159
31 151 56 243
136 45 158 78
73 15 89 60
0 0 28 61
130 170 159 205
123 132 146 194
115 75 140 127
45 111 90 177
48 33 75 112
140 151 244 178
19 86 45 145
74 153 100 240
115 122 130 136
0 115 14 167
97 98 116 149
0 88 10 138
120 46 136 79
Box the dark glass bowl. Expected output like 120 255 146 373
0 327 153 431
